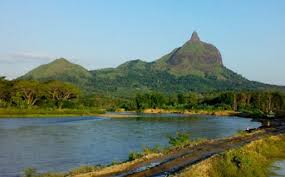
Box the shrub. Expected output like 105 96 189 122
128 151 144 161
168 132 190 147
22 168 38 177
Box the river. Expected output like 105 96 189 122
0 114 260 177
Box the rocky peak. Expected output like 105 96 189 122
189 31 200 42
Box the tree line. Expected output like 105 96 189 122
132 91 285 115
1 77 285 116
0 77 80 109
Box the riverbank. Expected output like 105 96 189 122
100 109 267 120
0 108 105 118
25 125 285 177
0 108 239 118
74 127 285 177
174 134 285 177
0 107 277 121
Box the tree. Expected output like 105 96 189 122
0 77 10 100
177 93 185 105
12 80 43 107
0 77 11 107
45 81 80 109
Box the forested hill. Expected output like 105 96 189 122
18 32 285 95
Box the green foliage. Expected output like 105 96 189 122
45 80 80 109
142 145 161 155
168 132 190 147
22 165 100 177
0 108 104 118
0 79 80 110
128 151 144 161
17 55 285 96
22 168 38 177
209 136 285 177
133 91 285 116
128 145 162 161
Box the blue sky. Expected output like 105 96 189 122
0 0 285 85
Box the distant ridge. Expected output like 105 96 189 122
18 32 285 94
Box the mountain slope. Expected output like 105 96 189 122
153 31 224 77
18 32 285 94
19 58 92 86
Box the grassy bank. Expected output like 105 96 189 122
174 134 285 177
0 108 105 118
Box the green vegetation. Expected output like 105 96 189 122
168 132 191 147
19 58 92 88
128 145 162 161
22 165 101 177
0 78 105 116
1 74 284 117
132 91 285 117
175 135 285 177
0 108 104 118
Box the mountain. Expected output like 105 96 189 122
154 31 224 77
18 32 284 95
19 58 92 86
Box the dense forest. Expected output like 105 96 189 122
1 76 284 118
132 91 285 116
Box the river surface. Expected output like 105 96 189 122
271 160 285 176
0 114 261 177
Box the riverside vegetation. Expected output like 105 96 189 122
174 134 285 177
0 76 284 118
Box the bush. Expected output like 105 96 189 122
168 132 190 147
143 145 161 155
22 168 38 177
128 151 144 161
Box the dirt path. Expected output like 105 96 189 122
75 126 285 177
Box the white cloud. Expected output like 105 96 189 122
0 51 54 63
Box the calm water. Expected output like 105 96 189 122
0 114 260 177
271 160 285 176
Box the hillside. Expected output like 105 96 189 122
19 58 92 86
18 32 284 95
153 31 224 77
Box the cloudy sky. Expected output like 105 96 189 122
0 0 285 85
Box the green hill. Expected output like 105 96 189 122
19 58 92 87
18 32 285 95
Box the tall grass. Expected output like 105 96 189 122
22 165 101 177
0 108 105 118
175 134 285 177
